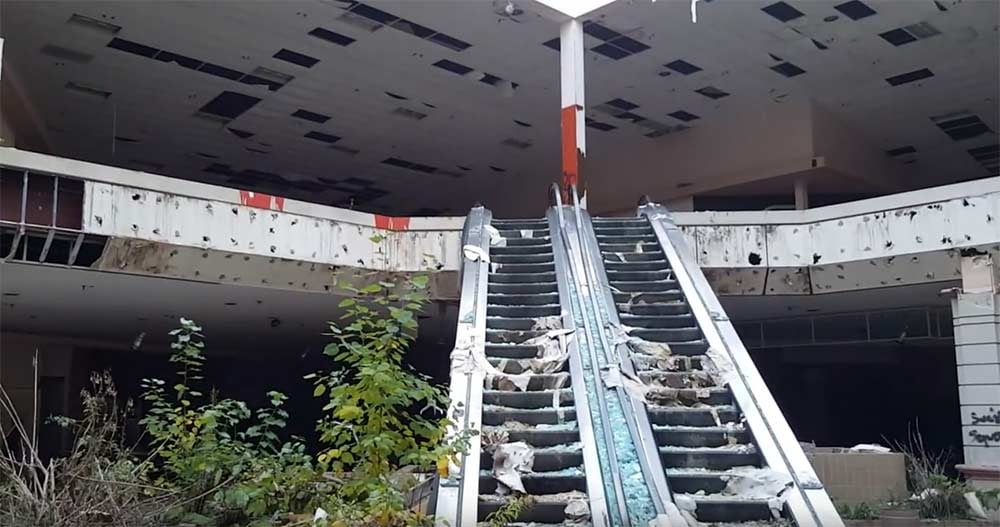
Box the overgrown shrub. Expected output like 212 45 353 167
889 424 970 519
306 274 475 525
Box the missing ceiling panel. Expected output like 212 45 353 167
292 109 331 123
664 59 702 75
879 28 917 46
489 166 506 173
309 27 356 46
585 118 617 131
41 44 94 63
695 86 730 99
771 61 806 77
273 49 319 68
968 144 999 175
67 13 121 34
501 138 532 149
199 62 244 80
198 91 262 121
330 144 361 155
304 131 341 144
480 73 503 86
932 113 993 141
65 81 112 99
761 1 805 23
583 21 621 41
336 10 384 32
885 68 933 86
427 33 472 52
390 18 434 38
904 22 940 39
591 43 629 60
668 110 700 122
886 145 916 157
154 50 202 70
227 128 255 139
605 98 639 111
107 37 159 58
608 36 650 54
350 3 398 24
514 119 532 127
246 66 294 89
542 38 560 51
391 107 428 120
834 0 877 20
433 59 474 75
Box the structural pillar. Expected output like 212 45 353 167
952 254 1000 489
794 177 809 210
559 20 586 201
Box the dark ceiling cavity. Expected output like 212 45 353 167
834 0 877 20
480 73 503 86
811 38 829 50
582 21 650 60
880 28 917 46
933 113 993 141
292 109 331 123
309 27 356 47
106 37 291 90
514 119 532 128
501 138 532 150
543 38 561 51
968 144 999 176
391 107 428 120
422 102 437 109
67 13 121 34
412 208 442 216
885 68 934 86
586 118 617 132
771 61 806 77
344 2 471 51
761 2 805 23
489 166 507 173
669 110 700 122
933 0 948 11
41 44 94 63
198 91 262 121
304 131 341 144
886 145 916 157
227 128 255 139
114 136 139 143
433 59 474 75
583 21 620 40
344 177 374 187
664 59 702 75
605 98 639 111
65 81 112 99
330 144 361 156
457 165 471 171
382 157 438 174
385 91 409 100
273 49 319 68
592 43 630 60
107 37 157 57
881 22 940 46
695 86 731 99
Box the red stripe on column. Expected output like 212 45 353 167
239 190 285 211
374 215 411 231
560 106 579 191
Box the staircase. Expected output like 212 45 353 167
592 216 784 525
478 219 590 523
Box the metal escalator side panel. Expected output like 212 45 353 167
435 205 493 527
575 210 676 515
547 207 611 527
638 204 845 527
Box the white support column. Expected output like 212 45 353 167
952 254 1000 489
794 177 809 210
559 19 585 197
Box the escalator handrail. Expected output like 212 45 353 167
435 205 493 527
546 208 611 527
573 208 677 515
639 203 844 527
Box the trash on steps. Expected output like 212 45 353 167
565 499 591 523
490 441 535 494
463 244 490 263
849 443 891 453
721 467 794 519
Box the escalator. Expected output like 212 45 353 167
436 195 844 527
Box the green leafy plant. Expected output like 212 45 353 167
307 274 475 523
836 501 880 520
141 318 324 525
887 423 970 519
485 494 537 527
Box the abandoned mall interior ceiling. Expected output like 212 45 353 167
1 0 998 215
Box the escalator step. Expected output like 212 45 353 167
487 357 569 374
648 405 739 426
497 229 551 239
492 244 556 255
479 473 586 495
659 446 761 470
604 260 670 271
619 313 696 328
618 302 689 315
485 343 546 359
482 389 573 408
626 328 705 345
489 282 557 294
492 220 549 230
632 354 704 372
485 426 580 447
488 305 560 318
484 373 569 391
477 496 586 523
606 270 672 281
488 292 560 306
602 251 665 262
594 234 657 244
682 497 777 523
493 262 555 274
613 291 685 304
479 444 582 472
502 237 552 247
486 316 557 330
645 386 732 405
591 226 653 236
653 425 752 448
491 253 554 264
486 329 553 344
490 271 556 283
598 242 660 252
482 407 577 426
609 280 680 292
